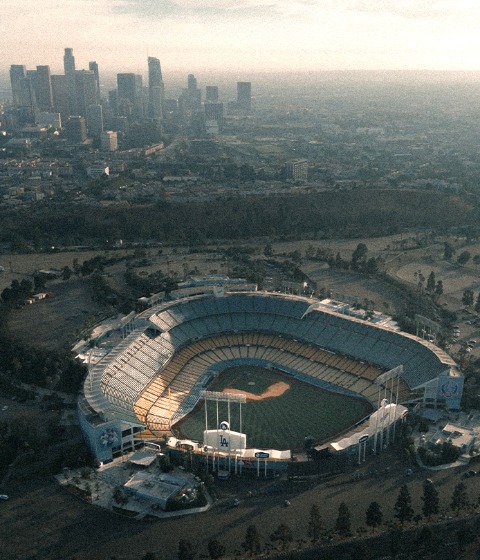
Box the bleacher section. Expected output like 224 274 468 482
132 332 410 434
84 293 457 435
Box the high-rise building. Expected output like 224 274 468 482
117 73 143 119
86 104 104 138
204 102 224 131
66 115 87 143
63 48 77 115
51 75 70 119
180 73 201 117
10 65 38 123
10 65 26 108
205 86 219 103
35 66 53 111
148 56 164 120
237 81 252 114
88 61 100 101
75 70 98 117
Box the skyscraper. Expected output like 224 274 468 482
88 61 100 102
10 65 26 108
51 75 70 119
117 73 143 119
205 86 219 103
10 65 38 123
63 48 77 115
75 70 98 117
35 66 53 111
86 104 104 138
148 56 164 120
237 81 252 114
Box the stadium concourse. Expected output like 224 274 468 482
77 291 462 472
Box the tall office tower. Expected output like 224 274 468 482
205 86 219 103
10 65 26 107
204 102 224 131
88 61 100 102
86 104 104 138
10 66 38 123
180 73 201 116
75 70 98 117
51 75 70 119
117 73 143 119
63 47 77 115
188 73 197 90
35 66 53 111
148 56 164 120
66 115 87 143
237 81 252 114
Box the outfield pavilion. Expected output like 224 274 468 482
77 291 462 467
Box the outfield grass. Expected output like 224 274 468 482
175 366 372 450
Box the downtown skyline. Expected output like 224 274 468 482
3 0 480 75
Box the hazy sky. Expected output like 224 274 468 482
3 0 480 75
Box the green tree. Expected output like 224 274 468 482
426 271 436 293
475 293 480 313
394 484 414 525
207 539 225 560
352 243 368 270
435 280 444 299
308 503 322 543
457 251 471 265
242 525 261 556
350 542 371 560
365 501 383 532
462 289 474 307
178 539 196 560
141 553 156 560
444 242 455 261
421 480 439 519
270 523 293 551
335 502 352 537
451 482 469 515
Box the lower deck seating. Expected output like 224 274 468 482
134 331 409 434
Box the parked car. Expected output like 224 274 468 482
0 495 9 500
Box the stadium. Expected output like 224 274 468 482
77 290 463 473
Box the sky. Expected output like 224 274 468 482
3 0 480 76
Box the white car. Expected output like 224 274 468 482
0 495 9 500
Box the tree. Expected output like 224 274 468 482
141 554 156 560
242 525 261 556
450 482 469 515
352 243 368 270
178 539 196 560
421 480 439 519
264 243 273 257
475 293 480 313
435 280 444 299
462 289 474 307
335 502 351 537
444 242 455 261
394 485 414 525
207 539 225 560
365 501 383 532
270 523 293 551
350 542 371 560
308 503 322 542
416 526 440 554
457 251 471 265
426 271 436 293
